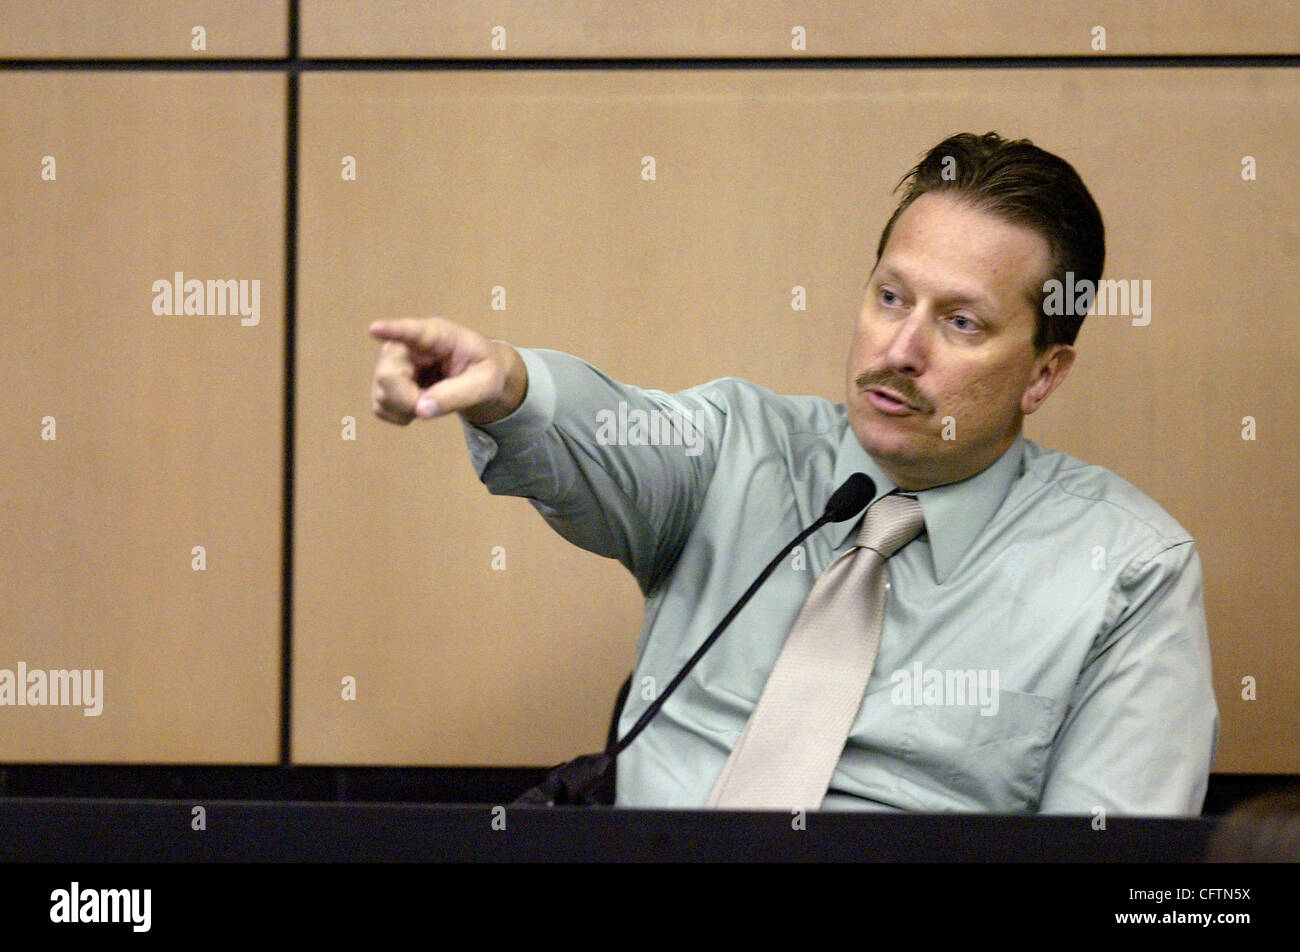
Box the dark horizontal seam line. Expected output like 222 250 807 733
1 54 1298 71
283 54 1300 69
0 58 294 69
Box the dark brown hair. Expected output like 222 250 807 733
876 132 1105 350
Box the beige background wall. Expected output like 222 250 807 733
301 1 1297 57
0 1 288 58
2 2 1296 775
0 73 286 760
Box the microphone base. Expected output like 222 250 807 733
512 752 615 807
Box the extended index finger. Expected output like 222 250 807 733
367 317 450 350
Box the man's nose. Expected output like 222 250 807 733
879 306 930 374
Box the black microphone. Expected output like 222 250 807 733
513 472 877 805
822 472 877 524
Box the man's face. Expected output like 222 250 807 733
846 191 1075 491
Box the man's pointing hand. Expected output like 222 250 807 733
368 317 527 426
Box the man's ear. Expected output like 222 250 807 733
1022 344 1075 415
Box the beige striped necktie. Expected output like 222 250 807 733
707 492 926 809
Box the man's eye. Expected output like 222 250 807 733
949 314 980 333
880 288 901 306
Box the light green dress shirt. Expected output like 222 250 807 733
463 348 1218 815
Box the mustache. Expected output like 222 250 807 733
854 370 933 414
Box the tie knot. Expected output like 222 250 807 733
853 493 925 559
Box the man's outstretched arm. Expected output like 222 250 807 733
367 317 723 594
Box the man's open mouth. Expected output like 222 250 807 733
865 387 918 413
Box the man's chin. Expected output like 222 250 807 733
852 416 922 458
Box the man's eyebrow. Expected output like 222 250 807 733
865 262 900 290
871 264 904 287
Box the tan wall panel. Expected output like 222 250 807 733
302 1 1300 57
0 73 285 761
0 1 288 58
295 68 1298 771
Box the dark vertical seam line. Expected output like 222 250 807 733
280 0 300 767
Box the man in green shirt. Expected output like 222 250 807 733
369 132 1217 814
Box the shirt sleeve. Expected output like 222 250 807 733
1038 540 1219 816
459 347 725 595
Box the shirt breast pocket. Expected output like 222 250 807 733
902 689 1057 811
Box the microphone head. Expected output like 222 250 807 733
823 472 876 523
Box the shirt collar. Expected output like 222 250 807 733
829 424 1025 584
